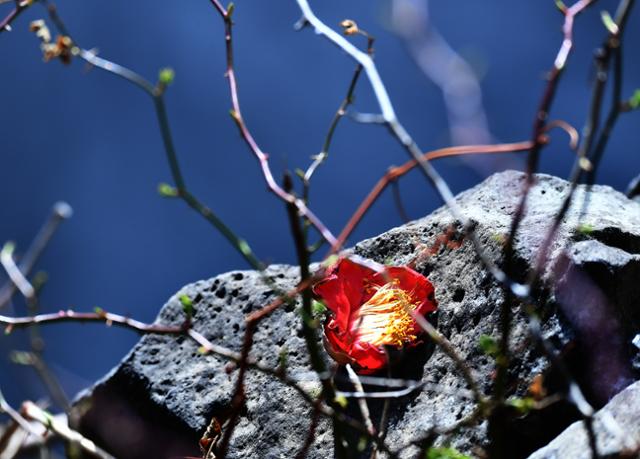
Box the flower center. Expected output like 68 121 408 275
353 282 418 347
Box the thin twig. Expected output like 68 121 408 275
0 202 71 309
0 0 29 35
345 364 376 436
39 1 264 271
215 322 254 458
303 33 374 185
20 401 115 459
284 172 348 458
0 389 41 438
295 0 529 300
408 311 485 406
294 400 322 459
489 4 597 454
334 140 536 251
207 1 338 247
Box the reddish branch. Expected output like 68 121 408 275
207 1 338 247
504 0 595 281
334 119 578 250
333 141 534 250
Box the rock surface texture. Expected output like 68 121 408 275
527 380 640 459
71 171 640 458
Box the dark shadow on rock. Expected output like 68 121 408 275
71 367 200 459
335 331 436 458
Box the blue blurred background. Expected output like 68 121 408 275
0 0 638 409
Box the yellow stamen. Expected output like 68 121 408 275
353 282 418 347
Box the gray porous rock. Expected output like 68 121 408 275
70 171 640 458
527 380 640 459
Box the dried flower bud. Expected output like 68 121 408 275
340 19 359 36
30 19 51 43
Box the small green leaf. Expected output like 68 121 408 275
322 254 339 268
278 347 288 371
158 67 175 86
629 89 640 110
180 294 194 318
577 223 594 235
334 394 348 409
298 307 318 328
312 300 327 316
157 182 178 198
554 0 567 12
357 436 368 452
238 239 252 257
600 11 619 35
93 306 106 317
226 2 235 17
426 446 471 459
478 334 499 357
9 351 34 366
229 109 240 122
508 396 537 415
32 271 49 290
1 241 16 257
491 233 506 244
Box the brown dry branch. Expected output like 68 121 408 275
294 401 322 459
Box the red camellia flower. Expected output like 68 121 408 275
313 257 437 374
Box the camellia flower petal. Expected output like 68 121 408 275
313 257 437 374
